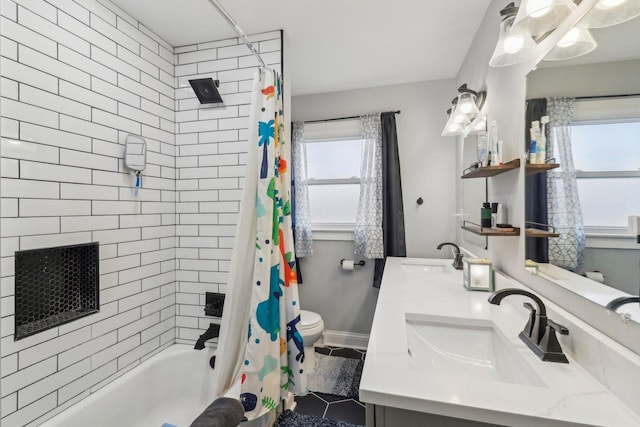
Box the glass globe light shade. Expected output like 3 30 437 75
581 0 640 28
544 26 598 61
442 106 471 137
489 11 537 67
511 0 576 37
471 115 488 133
457 91 480 116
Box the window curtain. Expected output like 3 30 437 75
373 112 407 288
525 98 549 263
546 97 585 270
354 114 384 260
291 122 313 257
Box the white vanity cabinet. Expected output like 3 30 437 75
366 405 499 427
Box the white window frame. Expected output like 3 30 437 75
570 97 640 248
303 119 363 240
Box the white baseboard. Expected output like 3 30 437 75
321 330 369 350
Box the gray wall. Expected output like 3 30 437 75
292 79 457 334
584 249 640 296
298 241 376 335
527 59 640 99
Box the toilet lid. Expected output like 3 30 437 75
300 310 322 328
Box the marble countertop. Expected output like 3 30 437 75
359 257 640 427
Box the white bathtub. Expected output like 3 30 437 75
41 344 276 427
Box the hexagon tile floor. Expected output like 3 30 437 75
293 346 367 426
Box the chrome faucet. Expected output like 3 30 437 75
436 242 464 270
194 323 220 350
488 288 569 363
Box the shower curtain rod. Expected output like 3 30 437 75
304 110 401 124
207 0 267 68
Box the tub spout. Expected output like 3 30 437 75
194 323 220 350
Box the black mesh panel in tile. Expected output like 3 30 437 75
15 242 100 340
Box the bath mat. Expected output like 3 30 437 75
307 354 364 399
275 410 363 427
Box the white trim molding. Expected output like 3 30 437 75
322 330 369 350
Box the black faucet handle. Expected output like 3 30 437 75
522 302 536 338
547 318 569 335
538 318 570 363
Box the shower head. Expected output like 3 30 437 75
189 78 223 104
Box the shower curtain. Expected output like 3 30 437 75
213 68 307 421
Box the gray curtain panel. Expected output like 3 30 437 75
373 112 406 288
525 98 549 263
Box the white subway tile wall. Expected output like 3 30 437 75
0 0 177 425
174 30 282 344
0 0 282 424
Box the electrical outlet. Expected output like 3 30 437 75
205 292 225 317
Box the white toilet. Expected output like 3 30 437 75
299 310 324 372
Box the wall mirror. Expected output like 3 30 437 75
523 12 640 323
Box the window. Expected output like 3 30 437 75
568 98 640 234
303 120 362 230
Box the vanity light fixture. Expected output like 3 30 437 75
441 85 487 137
544 26 597 60
489 3 537 67
580 0 640 28
512 0 577 37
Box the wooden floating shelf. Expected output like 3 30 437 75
462 224 521 237
461 159 521 179
526 228 560 238
525 163 560 176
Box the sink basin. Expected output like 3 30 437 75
405 313 545 387
401 262 447 273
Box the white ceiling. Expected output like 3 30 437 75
109 0 492 95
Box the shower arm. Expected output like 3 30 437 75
206 0 267 69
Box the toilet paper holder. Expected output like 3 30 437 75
341 259 366 267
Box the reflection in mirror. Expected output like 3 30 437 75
524 13 640 322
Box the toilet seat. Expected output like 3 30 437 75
300 310 322 329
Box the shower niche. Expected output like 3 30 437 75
14 242 100 340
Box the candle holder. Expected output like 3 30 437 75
463 258 494 292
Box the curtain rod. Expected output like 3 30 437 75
207 0 267 68
575 93 640 100
304 110 401 124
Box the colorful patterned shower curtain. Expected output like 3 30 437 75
235 69 307 420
